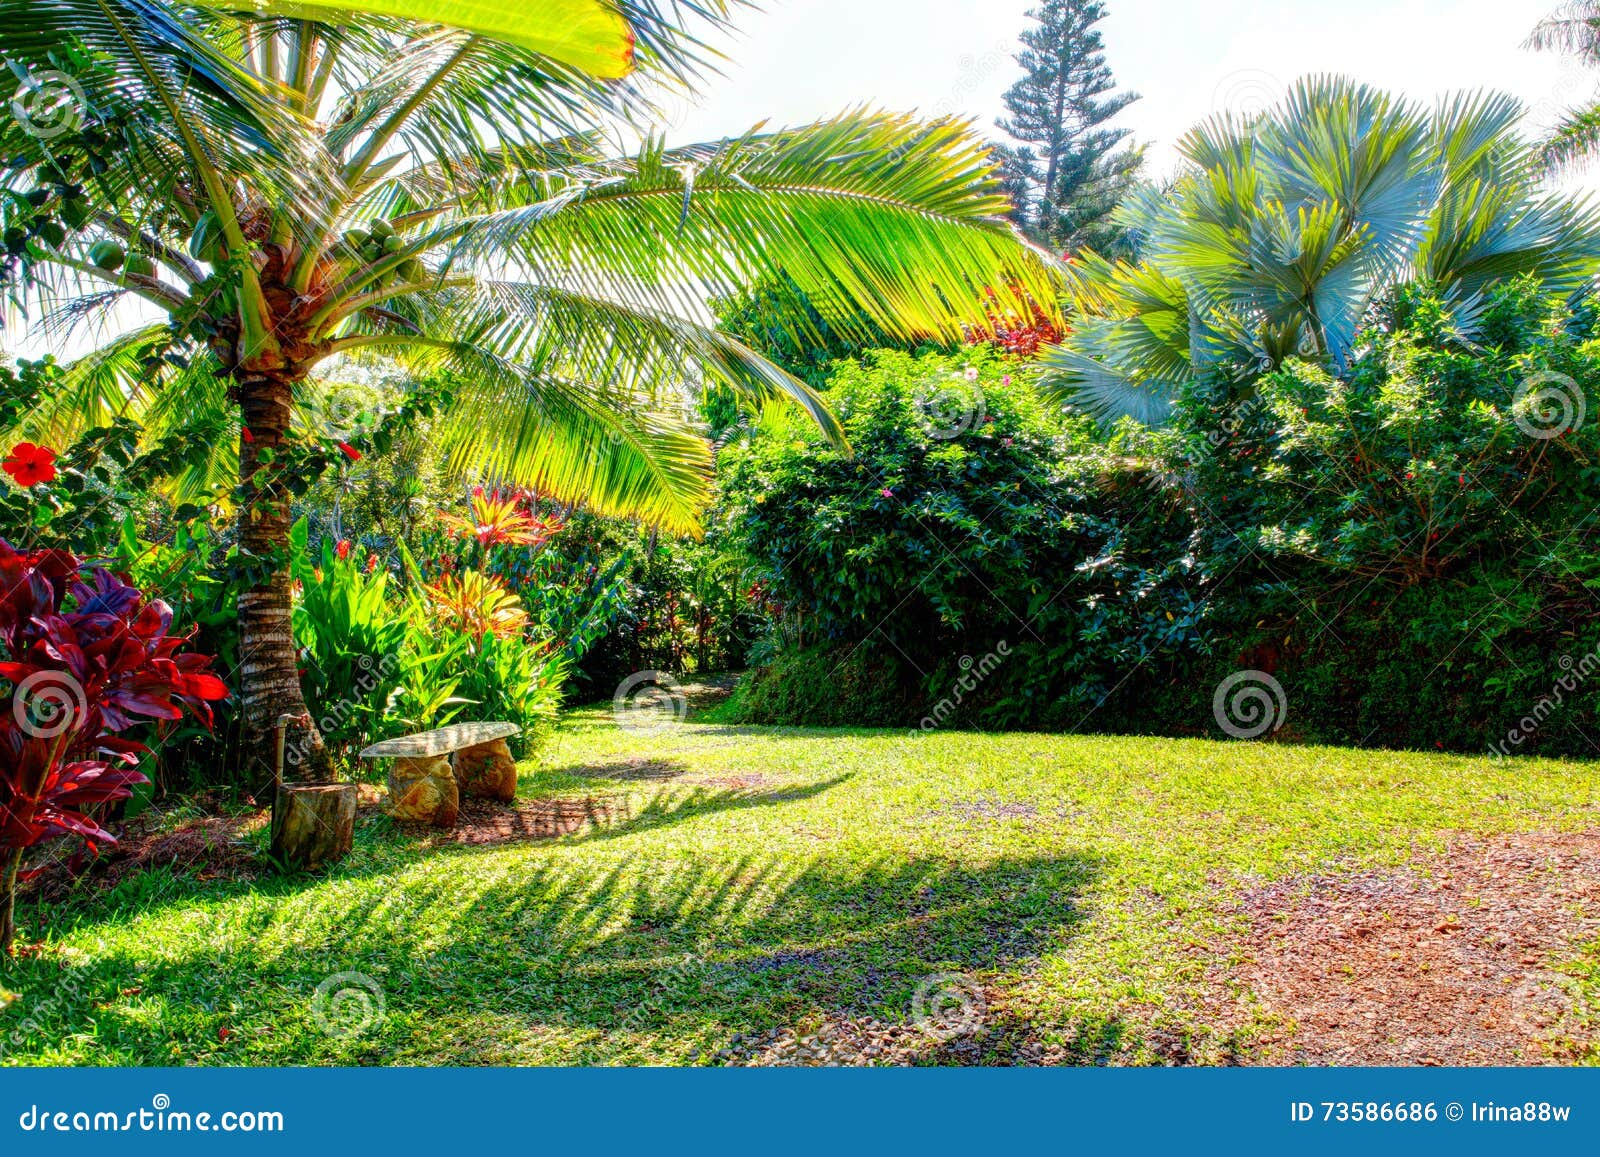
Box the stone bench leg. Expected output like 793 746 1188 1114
388 755 459 827
454 738 518 803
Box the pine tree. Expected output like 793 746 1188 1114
997 0 1142 254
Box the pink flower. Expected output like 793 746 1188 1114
963 367 979 381
1002 375 1012 386
880 488 894 499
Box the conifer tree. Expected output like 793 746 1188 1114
997 0 1142 254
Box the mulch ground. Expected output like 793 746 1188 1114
1193 829 1600 1066
726 829 1600 1067
21 806 265 905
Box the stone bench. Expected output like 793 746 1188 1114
360 722 521 828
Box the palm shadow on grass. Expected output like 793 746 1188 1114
4 842 1102 1065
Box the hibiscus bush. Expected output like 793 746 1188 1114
0 542 228 952
0 358 225 556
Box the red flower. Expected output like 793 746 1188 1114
337 442 362 462
240 427 254 444
3 442 57 487
365 554 379 574
335 539 352 561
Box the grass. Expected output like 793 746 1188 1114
2 707 1598 1066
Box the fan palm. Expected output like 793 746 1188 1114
1040 77 1600 425
1528 2 1600 170
0 0 1057 781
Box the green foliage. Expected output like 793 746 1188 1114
0 357 220 553
724 283 1600 756
290 525 411 757
286 517 582 764
718 346 1211 726
1182 279 1600 584
710 273 932 389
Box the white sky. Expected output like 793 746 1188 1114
671 0 1592 187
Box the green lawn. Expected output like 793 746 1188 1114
3 707 1598 1066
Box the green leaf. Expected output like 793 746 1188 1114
191 0 637 77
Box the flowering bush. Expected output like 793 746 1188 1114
425 570 530 643
0 541 227 951
442 489 565 550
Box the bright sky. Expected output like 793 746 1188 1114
672 0 1592 187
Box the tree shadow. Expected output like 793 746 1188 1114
413 774 852 850
8 846 1104 1065
540 758 689 783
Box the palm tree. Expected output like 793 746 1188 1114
1528 2 1600 170
0 0 1057 782
1040 77 1600 425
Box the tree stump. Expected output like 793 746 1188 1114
454 738 518 803
270 784 356 869
388 755 459 827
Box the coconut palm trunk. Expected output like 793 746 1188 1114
235 367 332 786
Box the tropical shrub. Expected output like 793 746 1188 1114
1174 279 1600 584
723 278 1600 755
717 346 1213 726
289 525 410 762
0 543 226 951
1042 78 1600 426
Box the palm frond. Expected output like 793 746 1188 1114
1526 2 1600 60
1046 75 1600 427
1540 104 1600 172
441 112 1060 348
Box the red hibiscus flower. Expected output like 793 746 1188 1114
3 442 57 487
337 442 362 462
